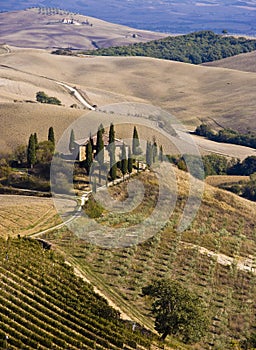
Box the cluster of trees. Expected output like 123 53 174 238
78 124 164 184
195 124 256 149
77 31 256 64
168 152 256 201
27 127 55 169
36 91 61 106
169 153 256 178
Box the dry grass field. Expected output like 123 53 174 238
0 195 60 238
0 8 167 50
203 50 256 73
1 48 255 133
205 175 250 187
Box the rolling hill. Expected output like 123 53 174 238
0 237 155 349
203 50 256 73
0 46 256 154
0 8 167 50
0 0 255 35
43 168 256 349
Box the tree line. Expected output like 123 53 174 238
53 31 256 64
195 124 256 149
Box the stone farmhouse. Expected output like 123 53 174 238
74 133 129 163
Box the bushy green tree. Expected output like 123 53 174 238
36 91 61 105
142 279 209 343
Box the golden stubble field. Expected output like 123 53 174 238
1 47 256 133
203 50 256 73
0 195 60 238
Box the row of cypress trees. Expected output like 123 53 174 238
70 123 164 182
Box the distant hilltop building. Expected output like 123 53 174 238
61 18 81 26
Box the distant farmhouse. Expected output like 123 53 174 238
61 18 81 26
74 133 128 163
61 18 91 26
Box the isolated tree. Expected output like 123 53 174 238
146 141 153 167
142 279 209 343
121 143 128 180
108 123 117 181
69 129 75 153
48 127 55 146
127 146 133 177
85 139 93 175
27 134 36 168
132 126 141 155
159 145 164 162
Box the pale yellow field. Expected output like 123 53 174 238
0 8 167 50
0 195 61 238
205 175 250 187
203 51 256 73
1 48 255 134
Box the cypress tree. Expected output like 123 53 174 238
85 139 93 175
108 123 117 181
27 134 36 168
99 123 105 134
96 127 104 164
152 138 158 163
108 123 115 145
48 127 55 146
128 146 133 177
121 143 128 180
146 141 153 167
132 126 140 155
89 133 94 151
159 145 164 162
69 129 75 153
96 126 104 183
34 133 39 150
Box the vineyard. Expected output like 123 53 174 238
0 237 155 350
44 170 256 349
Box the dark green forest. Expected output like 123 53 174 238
53 31 256 64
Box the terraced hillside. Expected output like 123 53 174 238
43 169 256 349
0 237 156 349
